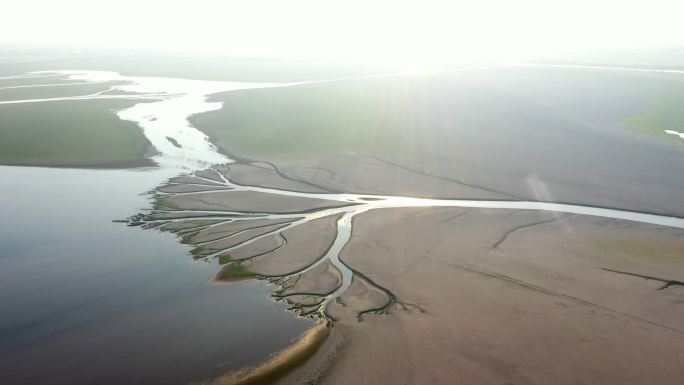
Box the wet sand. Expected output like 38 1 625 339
132 164 684 385
203 322 331 385
310 208 684 385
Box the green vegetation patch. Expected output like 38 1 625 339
0 99 152 167
190 246 207 256
225 264 256 279
152 198 178 211
622 76 684 140
218 254 233 265
624 97 684 139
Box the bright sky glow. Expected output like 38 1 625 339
1 0 683 66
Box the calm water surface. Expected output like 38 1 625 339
0 166 312 385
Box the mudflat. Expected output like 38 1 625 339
131 163 684 385
311 208 684 385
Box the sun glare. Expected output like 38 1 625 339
2 0 684 67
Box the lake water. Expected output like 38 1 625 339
0 166 312 385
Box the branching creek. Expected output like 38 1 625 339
126 164 684 322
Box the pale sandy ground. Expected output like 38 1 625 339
226 162 330 193
278 153 521 200
239 214 341 276
162 190 348 213
274 207 684 385
188 218 298 244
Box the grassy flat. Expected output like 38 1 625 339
0 82 115 101
623 86 684 139
0 99 153 168
192 78 410 159
195 69 684 162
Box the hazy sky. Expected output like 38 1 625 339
2 0 683 66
